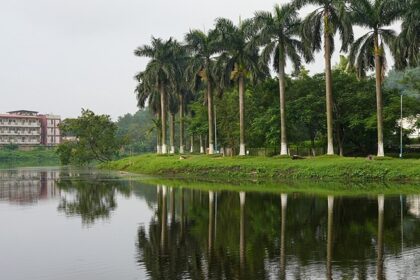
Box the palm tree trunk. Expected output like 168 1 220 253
207 82 214 154
374 33 385 157
278 56 288 155
179 94 185 154
190 134 194 153
200 135 204 154
169 113 175 154
160 84 167 154
324 16 334 155
156 112 161 154
239 74 246 156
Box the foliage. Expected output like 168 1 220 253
57 109 122 164
116 109 157 154
0 149 59 168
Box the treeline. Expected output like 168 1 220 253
132 0 419 157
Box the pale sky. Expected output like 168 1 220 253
0 0 398 120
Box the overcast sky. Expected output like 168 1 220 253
0 0 397 120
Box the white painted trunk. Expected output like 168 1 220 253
280 143 288 156
161 144 167 154
327 142 334 155
200 146 205 154
208 143 214 155
179 145 184 154
170 146 175 154
377 141 384 157
239 144 246 156
157 145 162 154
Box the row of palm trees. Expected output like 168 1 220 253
134 0 418 157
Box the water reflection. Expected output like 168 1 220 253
137 188 420 280
0 168 59 204
1 168 419 279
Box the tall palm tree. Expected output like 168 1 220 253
254 4 313 155
393 0 419 70
215 18 268 156
348 0 404 157
295 0 354 155
135 71 162 154
185 29 219 154
135 37 178 154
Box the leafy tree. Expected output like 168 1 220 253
57 109 121 164
393 0 420 69
295 0 354 155
348 0 405 156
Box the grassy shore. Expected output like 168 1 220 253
0 149 60 169
101 153 420 182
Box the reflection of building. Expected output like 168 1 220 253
0 110 61 148
0 169 59 204
407 195 420 218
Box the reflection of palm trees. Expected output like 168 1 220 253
161 186 167 251
377 195 384 280
239 191 246 275
208 191 215 252
280 194 287 280
327 195 334 280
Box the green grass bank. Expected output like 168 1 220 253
101 154 420 182
0 149 60 169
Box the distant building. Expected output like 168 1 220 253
402 115 420 139
0 110 61 148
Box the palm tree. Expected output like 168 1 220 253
214 18 268 156
254 4 313 155
185 29 219 154
295 0 354 155
393 0 419 70
135 37 178 154
135 71 162 154
348 0 404 157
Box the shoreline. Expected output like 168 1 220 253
100 154 420 183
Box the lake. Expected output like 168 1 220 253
0 167 419 279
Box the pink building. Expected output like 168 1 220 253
0 110 61 148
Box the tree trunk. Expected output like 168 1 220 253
324 15 335 155
278 55 288 155
169 113 175 154
207 82 214 154
160 84 167 154
239 74 246 156
200 135 204 154
190 134 194 153
374 32 385 157
179 94 185 154
156 112 161 154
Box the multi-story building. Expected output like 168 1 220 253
0 110 61 148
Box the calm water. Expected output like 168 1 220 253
0 167 420 280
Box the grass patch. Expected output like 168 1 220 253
101 153 420 182
0 149 60 169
